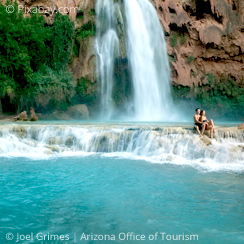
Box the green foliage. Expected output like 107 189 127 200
0 73 16 102
187 55 195 64
169 52 176 62
71 77 95 104
168 52 175 67
201 73 217 86
0 1 79 113
51 12 75 71
172 74 244 120
171 33 178 47
29 66 76 111
77 77 89 93
73 42 80 57
76 21 95 41
89 8 96 16
0 1 48 101
76 10 84 19
181 34 187 44
172 85 192 101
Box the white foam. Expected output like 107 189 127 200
0 124 243 172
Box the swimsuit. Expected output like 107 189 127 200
203 120 208 129
195 122 202 130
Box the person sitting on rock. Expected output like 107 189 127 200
199 110 215 139
194 108 205 138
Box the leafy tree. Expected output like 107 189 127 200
0 1 50 111
29 66 76 112
76 21 95 41
172 74 244 120
0 1 76 113
51 12 75 71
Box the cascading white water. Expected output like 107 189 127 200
96 0 174 121
0 124 243 172
95 0 121 119
124 0 172 121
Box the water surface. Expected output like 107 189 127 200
0 156 244 244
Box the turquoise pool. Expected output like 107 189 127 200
0 155 243 244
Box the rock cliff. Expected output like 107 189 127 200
2 0 244 92
154 0 244 87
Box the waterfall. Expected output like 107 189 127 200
96 0 174 121
95 0 121 119
124 0 172 121
0 124 243 172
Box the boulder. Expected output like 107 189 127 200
14 111 28 121
30 107 39 121
67 104 89 119
51 111 72 120
199 26 223 45
201 135 212 146
238 123 244 129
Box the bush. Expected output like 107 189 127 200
51 12 75 71
187 55 195 63
171 33 178 47
0 1 78 113
71 77 95 104
181 34 187 44
89 8 96 16
172 75 244 120
76 21 95 41
0 1 49 109
73 42 80 57
76 10 84 19
29 66 76 111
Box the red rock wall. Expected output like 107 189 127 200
2 0 244 88
154 0 244 87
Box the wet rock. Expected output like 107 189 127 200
48 137 62 145
51 111 72 120
153 127 163 131
96 135 109 152
238 145 244 152
65 136 74 147
48 138 56 145
238 123 244 129
201 135 212 146
231 146 242 153
45 145 60 153
67 104 89 120
12 126 27 138
45 149 54 155
127 128 139 131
